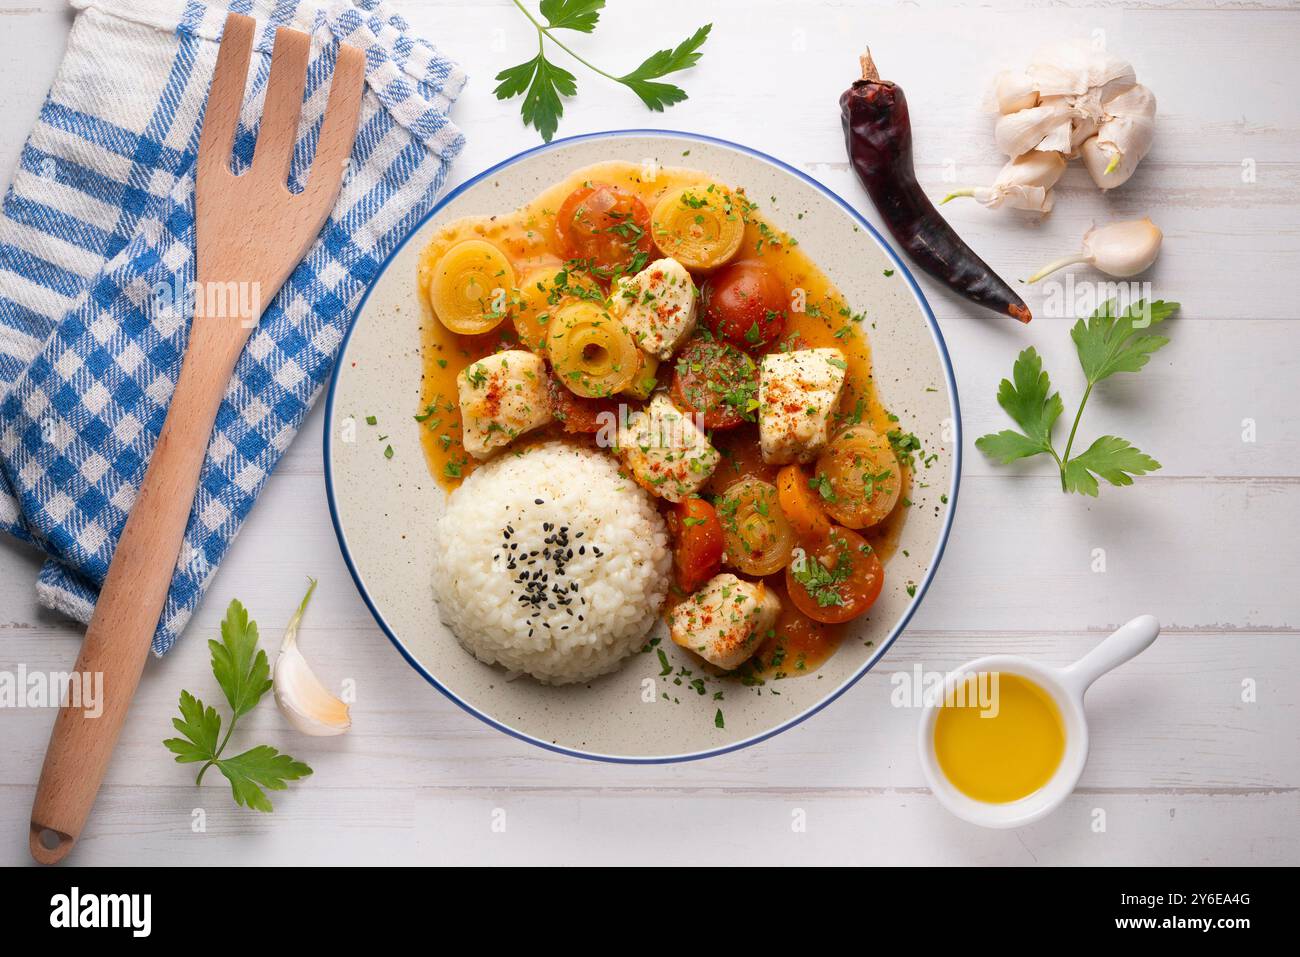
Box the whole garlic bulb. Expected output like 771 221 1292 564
992 39 1155 191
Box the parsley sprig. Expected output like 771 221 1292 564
163 599 311 811
495 0 711 142
976 299 1179 496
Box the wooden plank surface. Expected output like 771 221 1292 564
0 0 1296 865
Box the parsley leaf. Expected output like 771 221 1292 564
1072 298 1176 384
974 347 1063 464
493 54 577 145
1062 435 1161 497
208 599 271 719
539 0 603 32
975 299 1179 495
163 595 312 811
618 24 712 111
495 1 710 141
217 746 313 813
976 428 1051 465
1000 347 1063 451
493 57 541 100
163 690 221 764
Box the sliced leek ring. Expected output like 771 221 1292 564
651 183 746 271
622 349 660 400
718 476 796 576
512 266 601 352
429 239 515 335
815 426 902 529
546 301 638 398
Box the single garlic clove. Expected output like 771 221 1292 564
1068 114 1101 156
1027 217 1162 283
993 70 1039 114
1081 85 1157 189
1006 150 1068 188
995 97 1075 157
996 185 1055 213
1081 218 1163 278
274 579 351 737
1090 50 1139 105
942 152 1065 212
1036 118 1075 155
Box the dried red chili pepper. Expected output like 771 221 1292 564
840 51 1031 324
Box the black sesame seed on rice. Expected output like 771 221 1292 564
432 445 670 684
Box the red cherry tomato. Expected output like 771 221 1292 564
670 338 758 430
700 261 787 350
666 497 724 593
554 182 652 273
545 372 621 434
784 526 884 624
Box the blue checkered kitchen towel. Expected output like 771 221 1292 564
0 0 464 653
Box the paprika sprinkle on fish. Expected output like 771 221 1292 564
840 49 1032 324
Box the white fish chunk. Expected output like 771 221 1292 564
610 257 698 361
668 573 781 670
616 393 718 503
758 347 848 465
456 350 552 460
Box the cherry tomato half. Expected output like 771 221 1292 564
784 526 883 624
700 260 787 350
545 372 621 434
670 337 758 430
554 182 652 273
666 497 724 593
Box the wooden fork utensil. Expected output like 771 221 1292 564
29 12 363 864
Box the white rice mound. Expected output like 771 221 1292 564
432 441 671 685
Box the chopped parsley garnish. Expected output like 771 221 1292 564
888 428 923 465
808 472 837 502
789 539 853 608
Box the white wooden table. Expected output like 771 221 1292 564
1 0 1297 866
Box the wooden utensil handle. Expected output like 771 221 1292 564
29 320 244 864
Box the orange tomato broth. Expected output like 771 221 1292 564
415 161 910 679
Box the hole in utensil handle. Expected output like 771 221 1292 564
30 823 75 865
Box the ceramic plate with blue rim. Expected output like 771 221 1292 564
324 130 960 762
